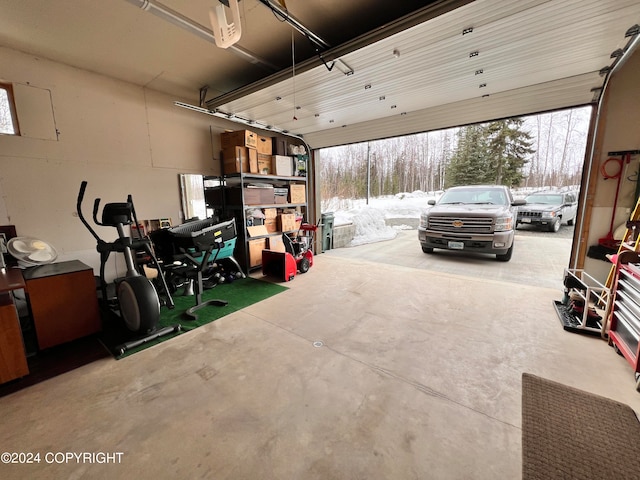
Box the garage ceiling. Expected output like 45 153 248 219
1 0 639 149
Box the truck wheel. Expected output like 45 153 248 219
496 244 513 262
548 218 561 232
421 246 433 254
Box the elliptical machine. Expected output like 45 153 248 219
77 181 179 354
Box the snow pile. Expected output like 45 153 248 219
346 207 397 246
323 190 440 246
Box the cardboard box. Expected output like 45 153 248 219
257 154 272 175
278 213 297 232
289 184 306 204
249 152 258 173
221 129 257 149
264 218 278 233
256 135 272 155
246 186 275 205
272 155 293 176
247 225 268 238
222 146 257 174
248 238 267 267
263 208 277 218
267 235 286 253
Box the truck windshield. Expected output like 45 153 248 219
526 194 563 205
439 189 507 205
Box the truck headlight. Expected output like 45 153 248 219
495 216 513 232
420 212 429 228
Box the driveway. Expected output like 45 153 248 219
324 223 575 290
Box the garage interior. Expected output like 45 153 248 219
1 0 640 478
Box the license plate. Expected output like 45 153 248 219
521 217 531 223
448 241 464 250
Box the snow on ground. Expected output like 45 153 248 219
322 190 440 246
322 186 579 247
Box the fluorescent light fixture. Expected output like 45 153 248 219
332 58 354 76
173 101 304 140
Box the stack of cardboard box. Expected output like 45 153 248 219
221 129 275 175
221 129 304 177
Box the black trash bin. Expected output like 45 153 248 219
321 212 335 252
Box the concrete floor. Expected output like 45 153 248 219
1 232 640 479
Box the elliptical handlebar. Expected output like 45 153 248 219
77 181 101 243
93 198 105 227
128 194 142 238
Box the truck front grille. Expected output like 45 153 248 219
428 216 493 233
519 211 542 218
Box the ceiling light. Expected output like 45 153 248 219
469 51 479 58
379 96 386 101
125 0 277 70
275 96 282 101
391 105 397 109
333 59 354 76
610 48 624 58
393 49 400 58
462 27 474 35
475 69 484 75
479 83 487 88
365 84 372 89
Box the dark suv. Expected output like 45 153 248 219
418 185 525 262
516 191 578 232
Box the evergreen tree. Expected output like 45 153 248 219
445 118 534 188
484 118 534 187
445 125 491 187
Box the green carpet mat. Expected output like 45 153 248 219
100 277 287 359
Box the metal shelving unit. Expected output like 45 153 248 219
204 171 308 274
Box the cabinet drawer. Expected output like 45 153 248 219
613 301 640 347
619 270 640 299
616 290 640 329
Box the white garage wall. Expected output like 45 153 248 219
583 48 640 283
0 46 234 279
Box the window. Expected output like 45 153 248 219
0 82 20 135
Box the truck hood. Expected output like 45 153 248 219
518 203 558 212
428 204 511 216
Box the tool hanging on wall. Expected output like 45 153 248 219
601 150 640 289
598 152 633 250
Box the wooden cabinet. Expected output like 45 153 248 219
0 292 29 383
23 260 101 350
